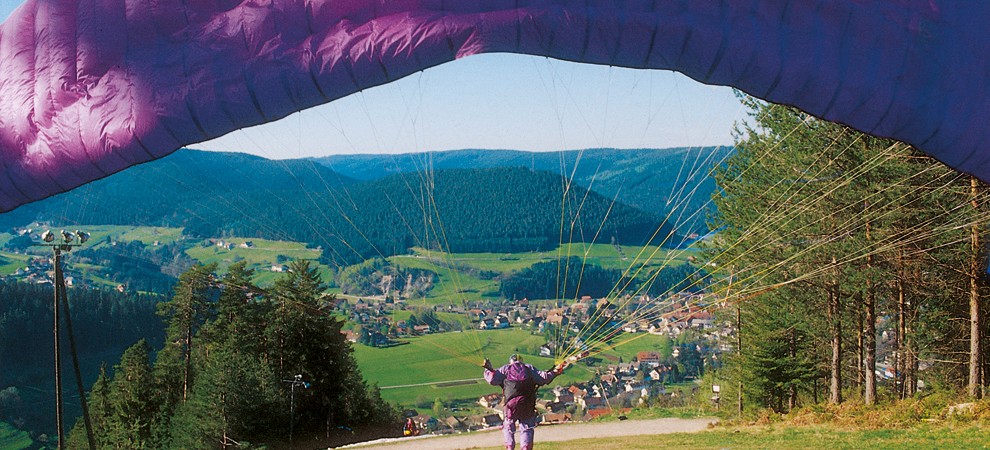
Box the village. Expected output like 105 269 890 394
338 292 723 344
336 292 732 435
402 349 704 436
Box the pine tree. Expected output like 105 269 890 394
708 96 974 407
167 342 279 450
157 263 218 403
106 340 157 449
66 365 111 449
265 259 396 438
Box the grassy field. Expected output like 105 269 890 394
590 332 675 360
2 224 698 298
0 422 32 450
85 225 185 246
0 252 29 276
72 262 121 288
355 329 595 406
184 237 335 285
494 424 990 449
389 310 474 330
1 225 336 287
384 243 699 304
387 254 496 304
353 328 674 410
407 243 696 274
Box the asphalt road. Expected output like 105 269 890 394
336 417 716 450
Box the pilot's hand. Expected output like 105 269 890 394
483 358 494 371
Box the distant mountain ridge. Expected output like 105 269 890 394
315 147 732 235
0 150 669 266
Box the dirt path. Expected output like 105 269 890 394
337 417 716 450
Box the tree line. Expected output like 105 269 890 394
499 256 700 300
0 281 163 436
708 96 990 412
0 151 667 267
65 260 396 449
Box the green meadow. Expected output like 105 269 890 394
387 254 497 305
389 309 474 330
353 328 673 410
2 224 696 297
385 243 698 304
0 422 32 450
406 243 694 273
0 252 29 276
84 225 185 246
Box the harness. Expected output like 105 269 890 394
503 366 536 402
501 363 538 419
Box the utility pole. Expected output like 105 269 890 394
42 229 95 450
52 246 64 449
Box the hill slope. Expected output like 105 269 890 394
0 149 357 232
0 152 667 265
315 147 732 235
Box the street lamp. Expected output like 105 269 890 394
41 229 95 450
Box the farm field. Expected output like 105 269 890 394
383 243 698 304
186 237 326 272
353 328 674 410
406 243 695 273
0 252 29 276
2 224 699 301
389 310 474 330
387 254 497 305
0 422 31 450
85 225 185 246
0 225 186 268
0 225 339 288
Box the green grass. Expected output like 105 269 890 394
407 244 696 274
387 255 497 304
184 238 334 285
589 333 675 361
354 328 594 407
0 252 30 276
389 310 474 330
353 328 679 410
513 424 990 450
72 262 121 288
86 225 185 246
383 243 699 304
0 421 33 450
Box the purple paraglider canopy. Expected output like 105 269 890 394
0 0 986 212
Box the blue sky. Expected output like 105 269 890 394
1 1 743 160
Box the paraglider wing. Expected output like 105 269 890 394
0 0 986 212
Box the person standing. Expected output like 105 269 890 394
483 354 567 450
403 417 419 436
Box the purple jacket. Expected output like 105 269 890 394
485 362 558 420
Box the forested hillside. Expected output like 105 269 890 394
316 147 731 236
0 150 356 231
0 281 164 438
338 167 665 257
64 262 395 449
707 98 990 411
0 152 666 266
